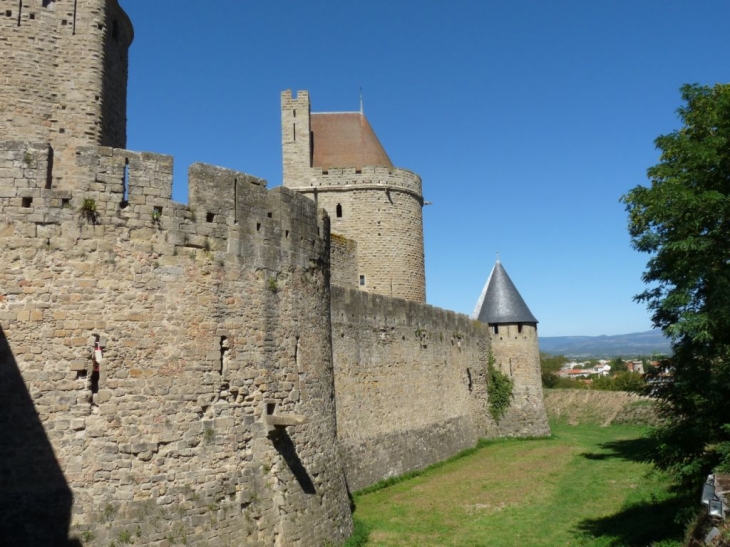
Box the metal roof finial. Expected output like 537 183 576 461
359 87 363 115
496 251 500 263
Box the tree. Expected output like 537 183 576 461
622 83 730 488
610 357 628 373
540 353 568 387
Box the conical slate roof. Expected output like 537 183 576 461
471 260 538 324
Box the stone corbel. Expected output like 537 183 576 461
262 401 307 434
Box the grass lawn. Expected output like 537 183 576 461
350 423 690 547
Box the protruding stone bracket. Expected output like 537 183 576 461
262 401 307 434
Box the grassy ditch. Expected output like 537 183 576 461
348 423 690 546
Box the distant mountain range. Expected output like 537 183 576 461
538 330 671 358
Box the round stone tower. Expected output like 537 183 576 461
472 259 551 436
281 90 426 302
0 0 133 184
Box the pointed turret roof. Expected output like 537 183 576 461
471 260 538 324
310 112 393 169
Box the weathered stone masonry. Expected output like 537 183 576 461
0 1 550 545
0 140 353 546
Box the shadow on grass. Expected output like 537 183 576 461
580 436 657 463
575 494 692 547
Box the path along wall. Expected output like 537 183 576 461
0 141 352 546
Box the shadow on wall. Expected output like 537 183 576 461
272 430 316 494
0 326 77 546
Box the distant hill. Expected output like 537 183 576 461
539 330 671 358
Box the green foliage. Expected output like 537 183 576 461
611 357 628 373
622 83 730 489
592 371 646 392
116 529 132 544
266 277 278 293
342 518 371 547
486 352 513 422
79 198 99 224
540 353 568 387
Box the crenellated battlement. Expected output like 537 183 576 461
0 141 328 271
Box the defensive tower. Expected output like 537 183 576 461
472 259 550 435
282 90 426 302
0 0 133 185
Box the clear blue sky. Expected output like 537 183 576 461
121 1 730 337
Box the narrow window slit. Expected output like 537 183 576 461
206 212 215 223
219 336 228 376
21 197 32 208
336 204 342 218
72 0 77 34
16 0 21 26
233 178 238 224
120 159 129 208
293 123 296 141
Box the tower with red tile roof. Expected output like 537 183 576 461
281 90 426 302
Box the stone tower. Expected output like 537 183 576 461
281 90 426 302
472 259 550 436
0 0 133 185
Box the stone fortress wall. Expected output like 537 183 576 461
281 91 427 302
0 1 550 545
0 141 353 546
331 289 550 491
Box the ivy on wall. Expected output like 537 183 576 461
487 352 513 422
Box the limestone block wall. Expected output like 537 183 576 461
0 0 132 186
489 324 550 437
330 233 358 289
292 168 426 302
0 141 353 546
330 287 496 491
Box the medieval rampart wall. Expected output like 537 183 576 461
0 141 353 546
330 287 497 490
330 233 358 289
